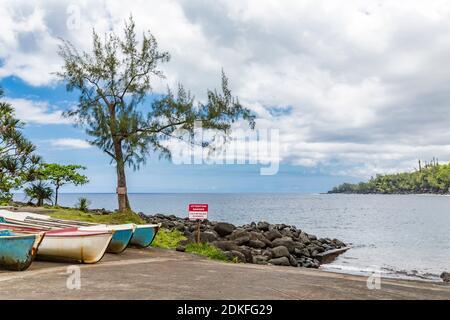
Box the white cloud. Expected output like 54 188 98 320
50 138 92 149
2 1 450 176
5 97 70 124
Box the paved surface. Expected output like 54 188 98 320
0 247 449 300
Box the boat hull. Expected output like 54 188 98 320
0 230 43 271
37 232 113 264
130 224 160 248
80 224 135 254
0 224 113 264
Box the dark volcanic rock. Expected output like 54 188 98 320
214 222 236 237
226 250 246 263
441 272 450 282
268 257 291 266
252 255 269 265
234 246 253 263
213 241 238 252
256 221 270 231
288 254 298 267
144 213 348 270
176 245 186 252
248 239 266 249
193 230 219 243
271 246 290 258
229 229 249 240
234 236 250 246
271 237 295 253
264 229 282 241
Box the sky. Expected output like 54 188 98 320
1 0 450 193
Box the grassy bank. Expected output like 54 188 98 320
47 207 145 224
151 228 230 261
18 206 230 262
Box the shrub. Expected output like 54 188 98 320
76 197 91 212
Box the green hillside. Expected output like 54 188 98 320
329 160 450 194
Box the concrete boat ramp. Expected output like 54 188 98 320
0 247 449 300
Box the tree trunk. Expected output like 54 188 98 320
113 138 131 212
55 185 59 206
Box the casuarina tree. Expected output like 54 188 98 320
57 16 255 212
0 87 41 203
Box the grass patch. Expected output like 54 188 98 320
47 207 145 225
152 228 186 249
185 242 230 261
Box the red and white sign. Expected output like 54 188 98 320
188 204 208 221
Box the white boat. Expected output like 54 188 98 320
38 227 113 263
0 210 160 250
0 222 113 264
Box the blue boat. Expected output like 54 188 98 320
79 224 135 254
0 229 44 271
129 224 160 248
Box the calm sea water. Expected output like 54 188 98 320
14 193 450 281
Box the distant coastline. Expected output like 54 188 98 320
329 160 450 195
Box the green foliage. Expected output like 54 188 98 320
24 181 53 206
330 161 450 194
186 243 230 261
152 228 186 249
75 197 91 212
56 16 255 212
38 163 88 205
0 87 41 202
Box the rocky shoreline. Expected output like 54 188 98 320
140 213 349 269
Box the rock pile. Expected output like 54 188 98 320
140 213 348 269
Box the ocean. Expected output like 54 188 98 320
13 192 450 281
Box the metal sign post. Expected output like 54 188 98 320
188 204 208 243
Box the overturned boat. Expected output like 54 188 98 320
0 222 113 264
0 229 44 271
0 210 159 251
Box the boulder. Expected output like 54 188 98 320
213 241 238 252
441 272 450 282
268 257 291 266
281 228 294 238
308 234 317 241
252 255 269 265
257 221 270 231
228 250 246 263
214 222 236 237
262 249 273 259
272 237 296 253
176 245 186 252
271 246 290 258
288 254 298 267
228 229 249 240
248 239 266 249
249 231 272 247
193 230 219 243
234 246 253 263
204 230 219 242
233 236 250 246
264 229 282 241
298 232 310 243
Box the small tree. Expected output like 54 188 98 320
24 181 53 206
76 197 91 212
0 87 41 203
39 163 89 206
57 16 255 212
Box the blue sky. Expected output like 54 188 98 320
1 76 357 193
2 1 450 193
